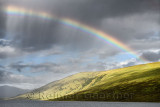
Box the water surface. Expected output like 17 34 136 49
0 100 160 107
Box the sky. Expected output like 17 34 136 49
0 0 160 89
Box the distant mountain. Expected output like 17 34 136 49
0 85 30 99
14 62 160 102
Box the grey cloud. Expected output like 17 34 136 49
101 13 160 43
0 70 5 82
45 0 159 25
0 45 24 59
130 40 160 51
140 51 160 62
9 62 68 73
9 62 28 72
7 13 99 52
98 49 120 59
29 63 67 73
0 1 7 38
0 66 50 85
79 48 121 60
40 49 62 57
0 65 4 68
2 0 159 53
0 69 49 89
10 17 60 51
121 61 136 68
0 70 13 83
0 39 11 46
85 62 106 71
105 59 139 70
0 68 73 89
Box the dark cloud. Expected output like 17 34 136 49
0 65 4 68
140 51 160 62
0 1 7 38
1 0 159 52
98 49 120 59
0 70 19 85
7 12 100 52
0 70 5 82
10 17 60 51
0 70 12 83
0 39 10 46
9 62 68 73
43 0 159 25
101 12 160 43
9 61 27 72
78 48 120 60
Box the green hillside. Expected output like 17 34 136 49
13 62 160 102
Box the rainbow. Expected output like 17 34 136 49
5 5 146 62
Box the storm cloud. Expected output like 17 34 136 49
0 1 7 38
1 0 159 52
141 50 160 62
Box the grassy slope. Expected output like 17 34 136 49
13 71 101 100
14 62 160 102
51 62 160 102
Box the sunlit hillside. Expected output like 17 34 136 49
13 62 160 102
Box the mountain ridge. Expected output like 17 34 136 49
12 62 160 102
0 85 30 99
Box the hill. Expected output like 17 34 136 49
0 85 30 99
13 62 160 102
